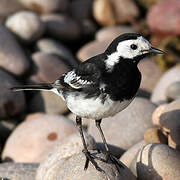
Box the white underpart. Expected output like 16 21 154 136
105 36 151 70
64 70 92 89
65 92 133 119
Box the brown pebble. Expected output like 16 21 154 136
144 127 167 144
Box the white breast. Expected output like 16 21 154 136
65 92 133 119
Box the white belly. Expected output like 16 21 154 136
65 92 133 119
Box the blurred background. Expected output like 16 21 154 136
0 0 179 179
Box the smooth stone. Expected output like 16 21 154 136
41 14 81 42
152 98 180 133
151 64 180 105
96 25 136 42
36 150 136 180
135 143 180 179
0 163 39 180
0 25 30 76
88 97 155 150
0 0 24 21
36 38 77 68
36 132 97 180
5 11 45 42
93 0 115 26
0 69 25 118
120 140 145 168
69 0 93 21
169 123 180 150
138 58 163 93
111 0 139 24
165 81 180 101
144 127 167 145
77 40 109 61
28 90 68 114
17 0 68 14
2 114 77 162
31 52 69 82
147 0 180 35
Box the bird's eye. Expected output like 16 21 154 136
130 44 137 50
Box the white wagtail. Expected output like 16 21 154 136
11 33 164 170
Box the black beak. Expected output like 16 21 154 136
150 47 164 54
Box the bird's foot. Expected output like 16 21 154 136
105 152 124 171
82 149 103 172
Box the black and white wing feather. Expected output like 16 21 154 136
62 62 102 90
64 70 92 89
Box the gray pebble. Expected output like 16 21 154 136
0 69 25 118
166 81 180 101
0 25 30 76
151 64 180 105
36 150 136 180
0 163 39 180
41 14 81 42
31 52 69 82
36 38 77 68
5 11 45 42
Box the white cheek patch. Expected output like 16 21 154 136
105 36 151 70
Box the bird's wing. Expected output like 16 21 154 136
63 62 101 89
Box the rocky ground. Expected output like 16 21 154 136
0 0 179 179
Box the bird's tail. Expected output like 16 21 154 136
10 83 53 92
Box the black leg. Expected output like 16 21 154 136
95 119 110 156
76 116 101 171
95 119 123 169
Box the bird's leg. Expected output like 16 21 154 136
76 116 101 171
95 119 122 168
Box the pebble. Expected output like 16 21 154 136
77 40 109 61
36 132 97 180
69 0 93 21
147 0 180 35
111 0 139 24
151 64 180 105
165 81 180 101
31 52 69 82
28 91 68 114
135 143 180 179
36 150 136 180
88 97 155 150
0 69 25 118
152 98 180 133
120 140 145 168
93 0 116 26
96 25 136 42
36 38 77 68
138 58 163 93
144 127 167 144
5 11 45 42
17 0 69 14
0 25 30 76
2 114 77 162
0 162 39 180
41 14 81 42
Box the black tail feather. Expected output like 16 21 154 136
10 83 53 91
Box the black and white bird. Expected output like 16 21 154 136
11 33 164 170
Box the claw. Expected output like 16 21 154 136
82 150 103 172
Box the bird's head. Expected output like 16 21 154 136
105 33 164 68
